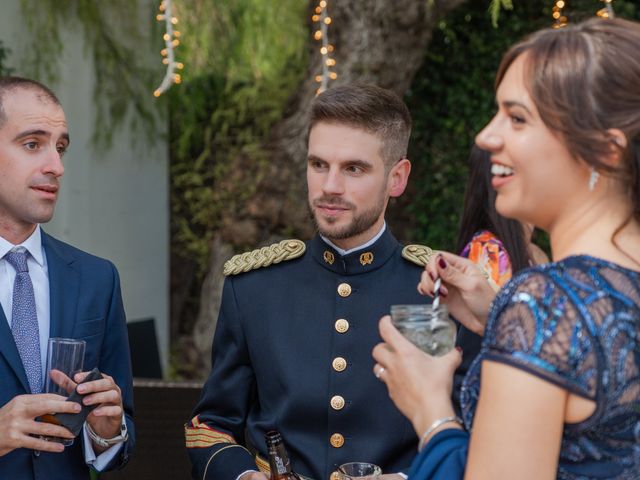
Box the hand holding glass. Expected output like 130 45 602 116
40 338 86 446
390 304 456 356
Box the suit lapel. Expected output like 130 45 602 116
42 232 79 340
0 304 30 393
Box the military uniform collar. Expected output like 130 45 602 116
320 223 386 256
310 227 399 275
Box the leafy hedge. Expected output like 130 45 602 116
406 0 639 251
169 0 308 273
0 40 11 76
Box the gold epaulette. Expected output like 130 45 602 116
402 244 435 267
223 239 306 276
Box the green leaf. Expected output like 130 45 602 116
489 0 514 27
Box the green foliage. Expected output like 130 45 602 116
0 40 12 76
170 0 308 272
18 0 162 149
406 0 639 253
489 0 514 27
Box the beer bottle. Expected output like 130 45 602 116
265 430 301 480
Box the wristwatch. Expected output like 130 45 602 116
86 416 129 448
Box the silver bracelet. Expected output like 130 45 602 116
417 415 463 451
86 416 129 448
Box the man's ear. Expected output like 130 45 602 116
603 128 628 168
388 158 411 198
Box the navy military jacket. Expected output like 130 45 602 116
187 229 429 480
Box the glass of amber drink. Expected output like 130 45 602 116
40 338 86 446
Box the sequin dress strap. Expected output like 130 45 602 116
481 267 596 400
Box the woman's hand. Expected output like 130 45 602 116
419 252 497 335
372 316 462 436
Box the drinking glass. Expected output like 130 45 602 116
45 338 86 395
41 337 86 445
337 462 381 479
390 304 456 356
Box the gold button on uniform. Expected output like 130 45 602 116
335 318 349 333
330 472 341 480
330 395 345 410
332 357 347 372
330 433 345 448
337 283 352 297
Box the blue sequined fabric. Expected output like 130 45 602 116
461 256 640 479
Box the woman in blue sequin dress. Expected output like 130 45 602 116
372 17 640 480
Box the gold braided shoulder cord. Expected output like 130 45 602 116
223 239 306 276
402 244 435 267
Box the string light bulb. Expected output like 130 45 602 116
154 0 184 97
551 0 615 27
552 0 567 28
597 0 615 18
313 0 337 95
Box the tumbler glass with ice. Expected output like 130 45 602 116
390 304 456 356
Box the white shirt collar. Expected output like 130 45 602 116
321 222 387 256
0 225 44 266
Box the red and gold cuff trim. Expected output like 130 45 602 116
185 416 236 448
255 453 270 474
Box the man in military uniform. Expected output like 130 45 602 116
186 84 433 480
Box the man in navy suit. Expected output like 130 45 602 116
0 76 134 479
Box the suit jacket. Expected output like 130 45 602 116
187 230 428 480
0 231 135 479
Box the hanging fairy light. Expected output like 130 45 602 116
154 0 184 97
312 0 337 95
552 0 616 27
596 0 615 19
551 0 568 28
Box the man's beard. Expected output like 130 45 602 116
308 193 386 241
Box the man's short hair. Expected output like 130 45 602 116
0 76 61 127
309 83 412 169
